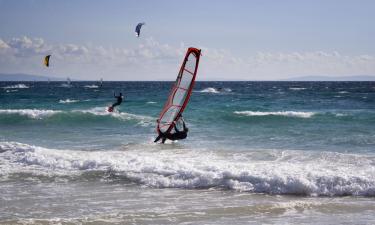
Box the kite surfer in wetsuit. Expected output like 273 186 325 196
108 92 123 112
154 116 189 144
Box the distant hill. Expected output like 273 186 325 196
0 73 63 81
284 75 375 81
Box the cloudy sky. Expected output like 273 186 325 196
0 0 374 80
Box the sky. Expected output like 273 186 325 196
0 0 374 80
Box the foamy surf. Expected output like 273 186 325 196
0 108 154 126
234 111 315 118
2 84 29 89
0 109 61 119
198 87 219 93
84 85 99 88
74 107 155 126
1 141 374 197
289 87 307 91
59 99 79 104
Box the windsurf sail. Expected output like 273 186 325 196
135 22 145 37
156 47 201 135
44 55 51 67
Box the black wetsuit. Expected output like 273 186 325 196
154 120 188 143
111 94 123 108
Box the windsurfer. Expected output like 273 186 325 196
154 116 189 143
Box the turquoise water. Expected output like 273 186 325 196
1 81 374 151
1 81 375 224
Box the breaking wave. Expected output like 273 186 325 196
59 99 79 104
234 111 316 118
2 84 29 89
0 108 154 126
84 85 99 88
0 109 61 119
1 141 374 197
197 87 232 94
289 87 306 91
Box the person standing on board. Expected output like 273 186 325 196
108 92 123 112
154 115 189 143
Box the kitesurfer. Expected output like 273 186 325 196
108 92 123 112
154 116 189 143
135 22 145 37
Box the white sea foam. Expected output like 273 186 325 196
59 99 79 104
84 85 99 88
198 87 220 93
338 91 349 94
289 87 306 91
234 111 315 118
1 142 374 196
2 84 29 89
74 107 155 126
5 89 18 93
0 109 61 119
146 101 157 104
197 87 232 93
60 83 72 88
0 108 153 125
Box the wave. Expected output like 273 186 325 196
75 107 154 126
289 87 306 91
0 107 154 126
2 84 29 89
60 83 72 88
234 111 315 118
198 87 219 93
5 89 18 93
1 141 374 197
59 99 79 104
146 101 157 104
197 87 232 94
84 85 99 88
0 109 61 119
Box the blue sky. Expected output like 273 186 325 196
0 0 374 80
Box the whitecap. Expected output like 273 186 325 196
0 109 60 119
197 87 219 93
1 142 374 197
234 111 315 118
59 99 79 104
60 83 72 88
74 107 155 126
2 84 29 89
289 87 306 91
84 85 99 89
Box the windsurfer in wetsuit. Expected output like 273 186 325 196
154 116 189 143
108 92 123 112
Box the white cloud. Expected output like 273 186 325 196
0 36 374 80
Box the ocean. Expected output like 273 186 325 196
1 81 375 224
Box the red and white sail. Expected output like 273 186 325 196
156 47 201 134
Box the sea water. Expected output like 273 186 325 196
0 81 374 224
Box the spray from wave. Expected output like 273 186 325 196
1 141 374 196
